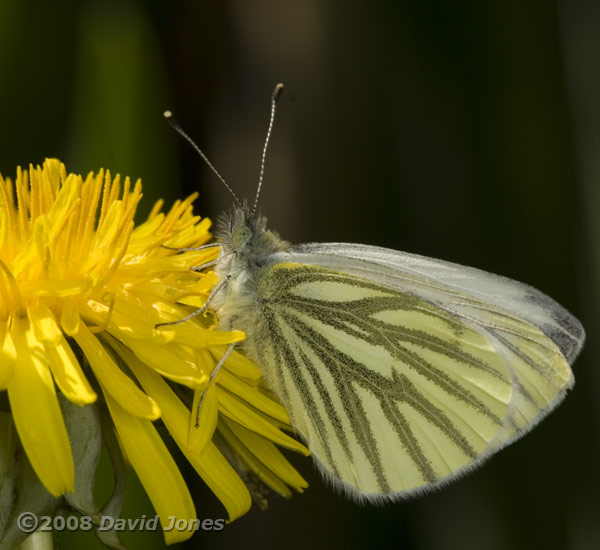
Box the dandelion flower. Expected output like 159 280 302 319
0 159 308 546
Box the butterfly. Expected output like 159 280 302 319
163 84 585 502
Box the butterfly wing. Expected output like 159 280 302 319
244 243 583 502
290 243 583 363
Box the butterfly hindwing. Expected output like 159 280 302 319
240 244 582 501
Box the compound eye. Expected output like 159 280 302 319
231 225 252 248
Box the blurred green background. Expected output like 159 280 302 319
1 1 599 549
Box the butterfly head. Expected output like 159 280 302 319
216 204 289 266
231 222 252 249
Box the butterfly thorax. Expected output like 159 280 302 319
211 205 290 334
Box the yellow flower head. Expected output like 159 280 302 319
0 159 308 545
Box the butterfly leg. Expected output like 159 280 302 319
162 242 223 253
195 342 235 427
164 242 224 271
155 275 231 328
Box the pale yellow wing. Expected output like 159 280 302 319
240 245 582 502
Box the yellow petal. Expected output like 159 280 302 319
223 417 308 492
133 277 216 305
84 201 123 272
120 337 207 388
218 369 290 424
188 384 219 454
73 324 159 419
10 221 44 278
46 171 80 228
44 336 97 405
28 302 62 346
83 296 211 388
0 325 16 389
84 294 157 340
193 347 217 375
19 280 91 299
217 348 262 381
128 358 252 521
60 299 81 335
126 248 217 272
7 317 74 496
155 319 245 349
218 390 309 456
103 389 196 545
131 209 164 238
217 419 292 498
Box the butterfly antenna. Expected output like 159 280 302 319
252 83 284 216
164 110 242 207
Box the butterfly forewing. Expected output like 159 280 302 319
288 243 583 363
239 245 581 501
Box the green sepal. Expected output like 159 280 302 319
94 408 127 550
60 395 102 522
0 437 59 550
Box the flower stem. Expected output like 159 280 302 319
17 532 53 550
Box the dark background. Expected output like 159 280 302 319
1 1 599 549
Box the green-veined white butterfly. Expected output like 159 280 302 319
163 84 585 503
